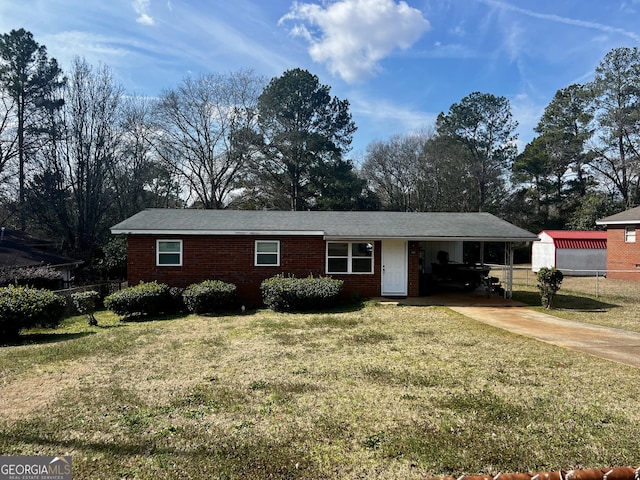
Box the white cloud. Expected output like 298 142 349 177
509 92 545 150
480 0 640 43
351 93 436 133
280 0 430 83
133 0 155 25
44 31 130 67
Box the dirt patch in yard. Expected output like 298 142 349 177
0 362 92 421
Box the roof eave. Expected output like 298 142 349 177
111 229 327 236
113 229 538 242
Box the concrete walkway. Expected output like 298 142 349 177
386 292 640 369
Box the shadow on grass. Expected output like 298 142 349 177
1 331 95 347
117 311 195 322
253 300 368 315
326 300 368 313
512 290 618 311
0 430 321 479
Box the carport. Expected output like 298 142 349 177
360 212 539 299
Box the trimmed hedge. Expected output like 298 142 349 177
104 281 175 319
0 285 66 339
71 290 100 326
260 274 344 312
182 279 237 314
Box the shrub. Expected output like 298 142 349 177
96 236 127 279
0 265 62 289
103 281 174 319
261 274 344 312
71 290 100 326
0 285 66 339
537 267 564 309
182 280 237 314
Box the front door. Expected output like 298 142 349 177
381 240 408 296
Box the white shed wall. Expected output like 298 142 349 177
531 232 554 272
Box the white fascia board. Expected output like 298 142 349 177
323 236 539 242
595 220 640 225
111 229 326 236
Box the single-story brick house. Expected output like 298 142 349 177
111 209 538 305
596 205 640 281
0 228 82 288
531 230 607 276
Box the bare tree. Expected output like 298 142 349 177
107 95 181 222
154 70 264 208
361 133 428 211
361 130 475 212
28 57 122 258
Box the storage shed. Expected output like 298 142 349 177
531 230 607 276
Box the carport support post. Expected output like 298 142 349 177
505 242 514 298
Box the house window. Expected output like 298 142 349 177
327 242 373 274
157 240 182 266
255 240 280 266
625 227 636 243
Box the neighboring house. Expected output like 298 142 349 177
596 205 640 281
0 228 82 287
111 209 538 305
531 230 607 276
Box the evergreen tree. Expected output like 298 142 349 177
435 92 518 212
252 68 356 211
0 28 64 229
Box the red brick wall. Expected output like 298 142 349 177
127 235 385 306
606 226 640 281
408 241 421 296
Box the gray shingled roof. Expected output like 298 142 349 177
0 230 82 269
596 205 640 225
112 209 537 242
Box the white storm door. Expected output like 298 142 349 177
381 240 408 296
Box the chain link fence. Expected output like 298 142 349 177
55 281 126 314
487 265 640 299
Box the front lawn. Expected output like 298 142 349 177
1 303 639 479
511 276 640 333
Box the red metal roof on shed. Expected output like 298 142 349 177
540 230 607 249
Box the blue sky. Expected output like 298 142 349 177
1 0 639 157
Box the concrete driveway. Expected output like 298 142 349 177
388 292 640 369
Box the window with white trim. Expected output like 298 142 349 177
255 240 280 266
625 227 636 243
157 239 182 266
326 242 373 274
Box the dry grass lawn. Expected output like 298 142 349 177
1 294 640 479
503 268 640 333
